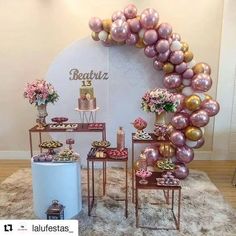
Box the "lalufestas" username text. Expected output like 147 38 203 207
69 68 109 80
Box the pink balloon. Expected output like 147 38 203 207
174 163 189 179
153 59 164 70
191 73 212 92
173 94 185 112
164 74 182 89
194 137 205 148
170 51 184 65
201 99 220 117
128 18 141 33
112 11 126 22
170 131 185 147
183 69 194 79
156 50 170 62
140 8 159 29
126 33 138 45
155 39 169 53
144 145 161 166
101 40 112 47
89 17 103 32
157 23 172 39
190 110 209 127
124 4 137 19
144 29 158 45
176 146 194 164
175 62 187 74
171 33 181 41
111 19 130 42
144 45 157 58
171 113 189 129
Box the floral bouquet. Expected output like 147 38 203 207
141 88 177 114
24 79 59 129
24 79 59 106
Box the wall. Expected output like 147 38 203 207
0 0 224 158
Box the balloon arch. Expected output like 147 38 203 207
88 4 220 179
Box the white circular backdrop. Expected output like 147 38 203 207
46 37 164 166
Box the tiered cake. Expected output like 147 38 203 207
78 83 96 110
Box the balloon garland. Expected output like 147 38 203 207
88 4 220 179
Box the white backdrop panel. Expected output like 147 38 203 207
46 37 163 167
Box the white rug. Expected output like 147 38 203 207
0 168 235 236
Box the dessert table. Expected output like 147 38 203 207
135 171 181 230
31 160 82 219
131 133 170 203
87 148 128 218
29 123 106 157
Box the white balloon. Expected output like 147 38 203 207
138 28 146 39
182 79 191 86
195 92 205 101
182 86 193 96
170 40 182 51
147 166 155 172
98 30 108 41
186 139 198 148
187 59 196 69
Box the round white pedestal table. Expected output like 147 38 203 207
31 160 82 219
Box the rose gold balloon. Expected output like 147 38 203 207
185 126 202 141
174 93 185 112
176 146 194 163
171 33 181 41
143 145 161 166
190 110 209 127
164 73 182 89
128 18 141 33
124 4 137 19
140 8 159 29
193 62 211 75
171 113 189 130
153 59 164 70
201 99 220 117
191 73 212 92
112 11 126 22
89 17 103 32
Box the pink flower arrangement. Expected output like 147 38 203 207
24 79 59 106
141 88 177 114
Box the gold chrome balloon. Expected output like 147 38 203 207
135 38 145 48
133 159 147 171
175 85 184 93
102 19 112 32
91 32 100 41
166 124 175 135
159 143 175 158
163 63 174 74
184 51 194 62
106 34 115 44
184 95 201 111
181 42 189 52
193 63 211 75
185 126 202 141
204 94 212 100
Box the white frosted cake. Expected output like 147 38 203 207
78 83 96 110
